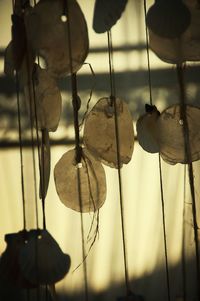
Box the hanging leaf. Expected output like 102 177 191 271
24 64 62 132
39 129 51 200
19 229 71 285
93 0 128 33
136 105 160 153
24 0 89 77
83 97 134 168
148 3 200 64
0 231 35 288
146 0 191 39
11 13 27 71
158 104 200 164
54 148 107 213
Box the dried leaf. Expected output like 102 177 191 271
19 229 71 285
24 0 89 77
83 97 134 168
149 4 200 64
24 64 62 132
136 106 160 153
0 231 35 288
146 1 191 39
93 0 127 33
54 148 106 213
158 105 200 164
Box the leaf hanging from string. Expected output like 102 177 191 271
93 0 128 33
158 104 200 164
54 148 107 213
39 129 51 200
24 0 89 77
136 104 160 153
19 229 71 285
0 231 35 289
146 0 191 39
24 64 62 132
148 3 200 64
83 97 134 168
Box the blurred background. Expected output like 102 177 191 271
1 0 200 300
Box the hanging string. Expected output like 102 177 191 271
31 77 47 231
143 0 153 105
176 64 200 301
64 1 89 301
142 2 171 299
107 30 131 296
16 71 26 230
158 156 171 301
181 165 187 301
11 0 26 231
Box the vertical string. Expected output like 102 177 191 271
16 71 26 231
64 1 89 301
176 64 200 301
143 0 153 105
158 156 171 301
107 30 131 296
143 2 171 299
11 0 26 231
182 165 187 301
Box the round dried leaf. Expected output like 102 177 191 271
54 148 106 212
24 0 89 77
83 98 134 168
136 107 160 153
158 104 200 164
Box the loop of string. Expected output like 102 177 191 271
107 30 131 296
64 1 88 301
143 2 171 299
176 64 200 301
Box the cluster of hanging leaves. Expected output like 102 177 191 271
3 0 90 286
54 1 132 215
3 0 133 281
0 230 70 287
146 0 200 64
137 104 200 165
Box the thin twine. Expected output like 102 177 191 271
182 165 187 301
64 1 88 301
31 77 46 230
29 0 46 229
79 62 96 129
18 1 41 301
176 64 200 301
12 0 26 231
143 0 153 105
107 30 130 296
142 2 171 299
16 71 26 230
158 155 171 301
107 31 115 99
